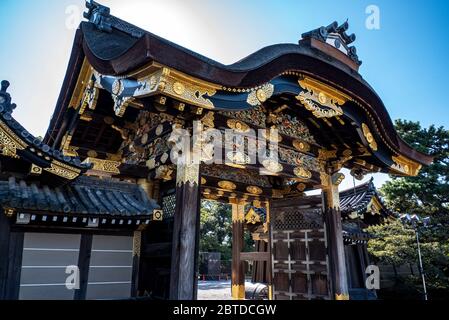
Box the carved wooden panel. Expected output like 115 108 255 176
271 201 331 300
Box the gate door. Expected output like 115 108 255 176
270 198 331 300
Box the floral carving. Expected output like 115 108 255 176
270 114 316 144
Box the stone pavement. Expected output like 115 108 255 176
197 280 267 300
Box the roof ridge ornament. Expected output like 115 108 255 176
301 21 361 66
84 0 145 38
0 80 17 114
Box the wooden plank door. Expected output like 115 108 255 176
270 198 331 300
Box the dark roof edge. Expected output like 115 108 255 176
0 80 90 172
44 29 86 148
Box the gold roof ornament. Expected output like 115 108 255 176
296 76 351 118
391 155 422 176
361 123 378 151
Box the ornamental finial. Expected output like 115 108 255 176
1 80 10 93
0 80 16 113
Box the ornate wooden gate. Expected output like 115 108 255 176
270 198 331 300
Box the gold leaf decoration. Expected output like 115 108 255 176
293 166 312 179
218 180 237 191
296 76 351 118
227 119 250 133
247 83 274 106
293 140 310 153
361 123 378 151
246 186 263 195
262 159 283 174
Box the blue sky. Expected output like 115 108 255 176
0 0 448 189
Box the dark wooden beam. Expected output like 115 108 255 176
74 234 93 300
240 251 270 262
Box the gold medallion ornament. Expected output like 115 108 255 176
227 119 250 133
201 177 207 185
256 89 268 103
361 123 378 151
262 159 283 174
318 92 328 104
30 164 43 175
246 186 263 195
247 83 274 106
156 124 164 136
293 140 310 153
218 180 237 191
173 82 186 95
297 183 307 192
153 210 163 221
294 166 312 179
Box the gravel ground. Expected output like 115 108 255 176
197 280 267 300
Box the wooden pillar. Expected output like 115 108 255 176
230 199 245 300
74 234 93 300
322 172 350 300
0 211 11 299
265 200 274 300
169 161 201 300
131 231 142 298
5 231 24 300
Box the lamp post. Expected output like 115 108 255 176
399 214 430 301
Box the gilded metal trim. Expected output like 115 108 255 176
391 155 422 176
297 76 350 118
247 83 274 106
293 166 312 179
0 120 28 158
361 123 378 151
83 157 121 174
44 160 81 180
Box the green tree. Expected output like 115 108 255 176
368 120 449 298
199 200 255 261
200 200 233 260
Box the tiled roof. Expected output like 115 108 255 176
0 176 159 218
339 178 393 217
